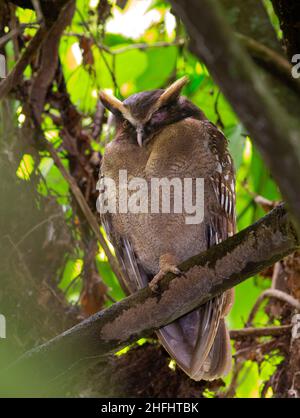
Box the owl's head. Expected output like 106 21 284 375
100 76 204 146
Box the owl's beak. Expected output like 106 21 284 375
136 126 144 147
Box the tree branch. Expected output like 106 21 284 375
247 288 300 326
44 139 125 288
220 0 300 120
220 0 281 52
29 0 75 122
0 26 47 100
8 0 71 22
169 0 300 234
0 23 39 49
1 204 298 393
271 0 300 60
0 1 76 101
230 324 292 339
237 33 300 97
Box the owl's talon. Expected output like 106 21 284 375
149 271 163 292
149 253 181 292
172 267 181 275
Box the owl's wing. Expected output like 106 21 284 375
157 122 236 381
192 122 236 380
206 121 236 239
98 173 149 294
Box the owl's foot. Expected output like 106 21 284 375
149 253 181 292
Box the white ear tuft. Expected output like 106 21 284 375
155 76 189 109
99 91 132 121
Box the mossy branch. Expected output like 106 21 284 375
1 204 298 394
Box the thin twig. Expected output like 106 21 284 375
0 28 19 49
0 26 47 99
221 359 244 398
63 33 185 55
92 98 105 140
8 3 20 59
233 339 282 359
42 138 124 287
230 324 292 339
76 8 119 94
31 0 44 24
111 39 185 55
63 273 82 295
13 214 61 250
214 90 224 129
247 289 300 326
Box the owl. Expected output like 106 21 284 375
99 77 236 381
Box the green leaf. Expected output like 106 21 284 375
226 123 246 170
96 259 125 302
59 258 83 303
16 154 34 181
135 46 177 91
38 157 69 201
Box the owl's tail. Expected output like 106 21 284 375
157 290 233 381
